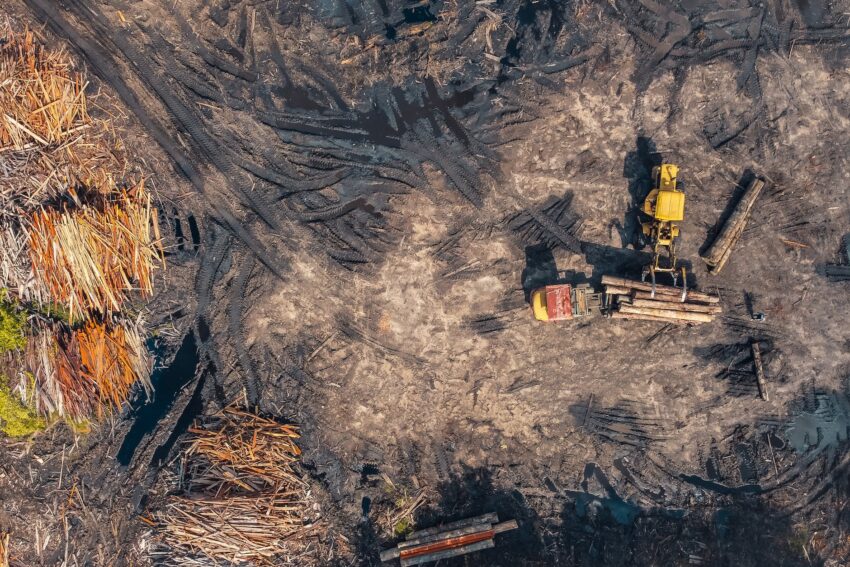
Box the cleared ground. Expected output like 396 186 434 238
2 0 850 565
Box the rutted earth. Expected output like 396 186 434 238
2 0 850 565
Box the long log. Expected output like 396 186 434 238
618 305 714 323
603 285 634 295
631 290 719 305
610 311 688 324
701 177 765 273
600 275 719 303
751 340 769 401
630 298 723 314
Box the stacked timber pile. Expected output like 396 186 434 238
701 176 766 274
602 276 721 324
0 25 162 427
152 405 327 566
380 512 518 566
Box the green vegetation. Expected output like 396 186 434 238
393 516 414 538
0 291 43 436
0 290 26 353
0 380 44 437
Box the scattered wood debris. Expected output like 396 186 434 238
701 177 766 274
153 405 326 566
603 275 722 324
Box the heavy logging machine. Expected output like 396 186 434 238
640 163 687 291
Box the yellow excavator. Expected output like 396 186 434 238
640 163 687 290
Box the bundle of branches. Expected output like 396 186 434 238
1 317 151 420
155 406 323 566
28 182 163 321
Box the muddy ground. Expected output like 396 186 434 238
2 0 850 565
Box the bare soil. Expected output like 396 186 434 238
2 0 850 565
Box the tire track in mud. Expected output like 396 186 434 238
25 0 288 279
228 256 260 405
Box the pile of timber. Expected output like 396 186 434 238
380 513 517 566
701 177 766 274
602 275 721 324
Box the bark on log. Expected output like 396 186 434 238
751 340 769 401
631 290 719 304
610 311 688 324
630 298 723 314
701 177 765 273
603 285 634 295
618 305 714 323
600 275 719 303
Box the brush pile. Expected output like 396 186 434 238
154 406 325 566
28 184 161 320
0 25 162 424
603 275 722 324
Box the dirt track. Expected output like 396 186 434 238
2 0 850 565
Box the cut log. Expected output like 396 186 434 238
610 311 688 324
630 298 723 314
618 305 714 323
701 177 765 274
603 285 634 295
751 340 769 401
600 275 719 303
631 290 718 305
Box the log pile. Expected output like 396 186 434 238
602 276 721 324
701 177 766 274
153 405 325 566
380 512 518 566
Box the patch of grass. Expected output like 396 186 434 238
0 290 26 353
0 379 44 437
393 516 413 538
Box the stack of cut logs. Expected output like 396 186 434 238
602 275 721 324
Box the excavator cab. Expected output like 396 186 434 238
641 164 687 288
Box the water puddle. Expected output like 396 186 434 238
116 332 200 465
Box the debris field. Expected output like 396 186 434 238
1 0 850 565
